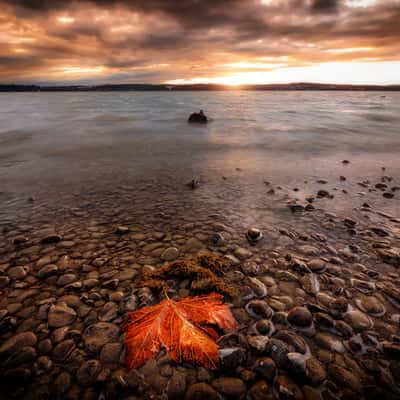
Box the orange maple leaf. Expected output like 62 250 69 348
122 292 237 370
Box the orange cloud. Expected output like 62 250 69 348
0 0 399 84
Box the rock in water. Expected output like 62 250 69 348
188 110 208 123
246 228 264 244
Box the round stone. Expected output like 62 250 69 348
253 357 276 381
38 264 58 279
76 359 101 386
219 347 246 369
161 247 179 261
265 339 292 369
246 300 273 320
248 380 274 400
0 276 10 288
48 303 77 328
356 296 385 316
168 371 187 399
41 233 62 244
307 259 326 273
275 375 303 400
212 377 246 399
51 340 75 362
115 226 130 235
274 330 307 354
99 342 122 364
328 364 362 393
53 372 72 395
344 310 373 331
234 247 252 260
185 383 219 400
98 302 119 322
0 332 37 360
211 233 225 246
315 332 345 353
246 228 263 243
83 322 120 354
330 297 348 313
306 357 326 385
241 261 260 276
254 320 274 336
57 274 77 286
287 306 313 328
8 266 28 280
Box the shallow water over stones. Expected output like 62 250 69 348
0 169 400 399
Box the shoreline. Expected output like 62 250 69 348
1 167 399 399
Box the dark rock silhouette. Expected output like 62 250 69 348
188 110 208 123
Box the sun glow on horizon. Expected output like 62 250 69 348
57 66 106 75
166 61 400 86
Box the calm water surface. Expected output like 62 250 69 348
0 91 399 224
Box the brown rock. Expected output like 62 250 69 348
53 371 72 395
302 386 323 400
328 364 362 393
185 383 219 400
99 343 122 364
167 371 187 399
253 357 276 381
212 377 246 399
48 303 77 328
288 307 313 328
83 322 120 354
76 359 102 386
306 357 326 385
0 332 37 361
248 380 274 400
344 310 372 331
51 339 75 362
275 375 304 400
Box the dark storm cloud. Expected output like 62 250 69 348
0 0 399 83
310 0 339 12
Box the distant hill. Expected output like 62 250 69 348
1 82 399 92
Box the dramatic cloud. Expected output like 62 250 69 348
0 0 399 84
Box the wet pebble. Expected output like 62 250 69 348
38 264 59 278
185 382 219 400
246 300 273 320
76 359 102 386
287 306 313 328
328 363 362 393
344 310 373 331
47 303 77 328
83 322 120 354
356 295 385 316
211 377 246 399
161 247 179 261
8 266 28 280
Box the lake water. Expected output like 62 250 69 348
0 91 399 225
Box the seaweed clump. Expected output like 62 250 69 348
141 253 238 299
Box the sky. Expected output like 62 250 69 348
0 0 399 85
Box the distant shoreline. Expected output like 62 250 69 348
1 82 400 92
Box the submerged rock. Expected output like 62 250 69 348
246 228 264 244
